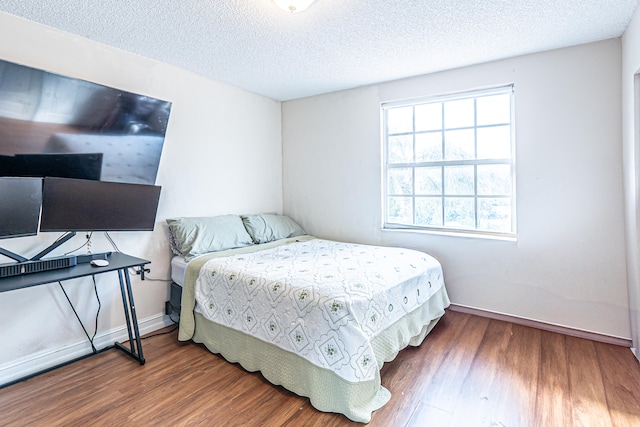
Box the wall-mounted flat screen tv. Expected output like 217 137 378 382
0 58 171 185
0 176 42 239
40 177 161 232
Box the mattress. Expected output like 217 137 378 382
170 256 188 286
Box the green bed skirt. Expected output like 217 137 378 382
190 285 450 423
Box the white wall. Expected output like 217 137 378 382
283 39 630 339
622 8 640 358
0 12 283 382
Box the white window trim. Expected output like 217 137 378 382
381 84 516 238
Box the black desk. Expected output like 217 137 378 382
0 252 149 385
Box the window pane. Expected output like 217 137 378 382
444 197 475 229
477 94 510 126
387 107 413 134
388 135 413 163
388 168 412 195
387 196 413 224
444 165 474 195
444 98 474 129
415 166 441 195
416 197 442 226
477 125 511 159
415 103 442 131
478 164 511 195
478 198 512 232
444 129 474 160
415 132 442 162
382 86 514 235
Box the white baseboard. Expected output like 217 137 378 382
0 313 174 387
448 304 633 348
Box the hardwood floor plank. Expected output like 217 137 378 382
0 311 639 426
535 331 573 427
566 336 613 427
447 318 515 426
418 314 490 414
595 341 640 426
483 322 541 427
370 311 478 426
281 404 358 427
406 401 451 426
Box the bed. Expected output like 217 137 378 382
168 214 450 423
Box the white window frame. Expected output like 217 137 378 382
382 85 516 238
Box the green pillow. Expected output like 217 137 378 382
166 215 254 260
241 214 306 244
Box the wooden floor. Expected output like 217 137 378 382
1 310 639 426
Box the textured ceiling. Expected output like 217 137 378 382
0 0 638 101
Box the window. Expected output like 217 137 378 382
382 85 515 237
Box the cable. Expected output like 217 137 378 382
91 275 101 344
136 274 172 282
104 231 122 253
105 232 172 283
168 311 180 325
59 273 174 349
99 231 179 335
124 264 171 282
63 232 93 256
58 280 99 354
164 300 181 325
141 324 178 340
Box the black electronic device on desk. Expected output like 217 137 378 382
0 252 132 292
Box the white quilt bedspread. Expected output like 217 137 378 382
193 238 445 383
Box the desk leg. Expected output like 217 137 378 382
114 268 145 365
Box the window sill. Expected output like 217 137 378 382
382 226 517 242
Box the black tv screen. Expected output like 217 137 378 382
0 58 171 185
0 177 42 239
40 177 161 232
